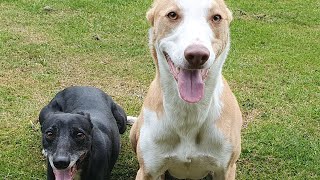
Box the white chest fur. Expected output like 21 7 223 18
139 104 233 179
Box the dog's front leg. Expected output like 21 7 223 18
211 169 226 180
136 168 154 180
225 163 236 180
82 164 109 180
136 168 164 180
46 160 55 180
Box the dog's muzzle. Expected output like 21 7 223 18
164 44 210 103
184 44 210 69
53 155 71 170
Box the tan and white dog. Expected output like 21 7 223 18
130 0 242 179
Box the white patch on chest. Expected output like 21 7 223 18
139 79 233 179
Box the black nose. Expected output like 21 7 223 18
184 44 210 68
53 156 70 169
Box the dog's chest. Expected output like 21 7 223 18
140 108 233 179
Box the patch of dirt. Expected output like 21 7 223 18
9 26 50 45
242 109 261 129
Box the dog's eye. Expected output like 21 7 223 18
76 132 86 140
45 131 55 140
167 11 178 20
212 14 222 22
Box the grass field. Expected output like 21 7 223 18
0 0 319 179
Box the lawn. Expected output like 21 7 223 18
0 0 319 179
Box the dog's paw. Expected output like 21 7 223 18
127 116 137 125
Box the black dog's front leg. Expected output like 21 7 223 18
81 168 108 180
47 160 55 180
81 155 111 180
85 160 111 180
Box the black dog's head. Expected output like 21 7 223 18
41 112 93 180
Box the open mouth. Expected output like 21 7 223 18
52 153 87 180
164 52 209 103
53 165 77 180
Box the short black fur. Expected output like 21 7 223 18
39 86 127 180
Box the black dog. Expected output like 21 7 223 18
39 86 127 180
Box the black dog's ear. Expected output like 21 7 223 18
76 111 86 116
77 112 93 129
111 103 127 134
85 113 93 130
39 99 62 125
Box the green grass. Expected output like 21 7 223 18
0 0 319 179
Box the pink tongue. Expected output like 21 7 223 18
53 169 72 180
177 69 204 103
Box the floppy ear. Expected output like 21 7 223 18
226 7 233 23
39 99 62 125
111 102 127 134
146 6 155 26
76 111 86 116
85 113 93 130
77 111 93 129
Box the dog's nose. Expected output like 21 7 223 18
53 156 70 169
184 44 210 68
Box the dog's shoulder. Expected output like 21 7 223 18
216 78 242 146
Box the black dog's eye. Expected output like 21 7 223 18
212 14 222 22
76 132 86 140
167 11 178 20
45 131 55 141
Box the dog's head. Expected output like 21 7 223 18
41 112 93 180
147 0 232 103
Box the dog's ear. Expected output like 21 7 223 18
226 8 233 23
111 102 127 134
39 111 55 132
39 99 62 125
76 111 86 116
146 6 155 26
85 113 93 130
39 107 50 125
77 111 93 129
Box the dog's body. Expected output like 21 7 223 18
130 0 242 179
39 86 127 180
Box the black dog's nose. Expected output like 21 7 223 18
184 44 210 68
53 156 70 169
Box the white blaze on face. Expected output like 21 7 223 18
158 0 216 103
176 0 215 51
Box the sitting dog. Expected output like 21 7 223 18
130 0 242 179
39 86 127 180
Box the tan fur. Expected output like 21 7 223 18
131 80 242 179
130 0 242 179
216 78 242 179
148 0 232 69
207 2 233 57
